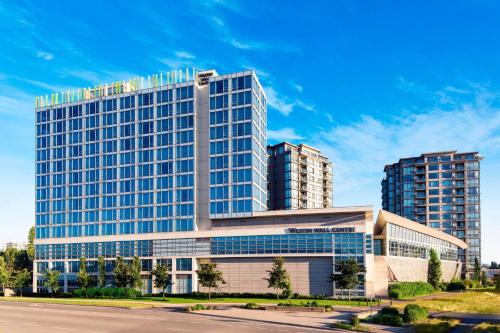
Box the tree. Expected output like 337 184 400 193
129 256 143 289
44 270 60 298
490 261 498 269
473 257 482 285
27 226 35 261
265 257 291 302
151 264 172 300
480 271 489 287
14 250 32 272
3 248 17 278
196 262 225 301
113 256 130 288
427 249 442 289
331 259 365 301
495 274 500 291
0 257 9 294
13 269 31 297
98 256 106 288
77 257 90 290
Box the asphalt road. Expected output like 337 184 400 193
0 301 329 333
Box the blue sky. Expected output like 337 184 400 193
0 0 499 262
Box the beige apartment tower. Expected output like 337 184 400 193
267 142 333 210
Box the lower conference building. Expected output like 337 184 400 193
33 207 466 297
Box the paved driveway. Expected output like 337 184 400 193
0 301 330 333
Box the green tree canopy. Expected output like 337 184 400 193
97 256 106 288
196 262 225 301
113 256 130 288
129 256 143 289
265 257 291 301
428 248 442 289
151 264 171 300
473 257 482 284
44 269 60 298
331 258 365 300
13 269 31 297
0 257 9 292
27 226 35 261
77 257 90 290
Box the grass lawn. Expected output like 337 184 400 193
0 297 155 309
0 296 378 308
394 290 500 315
140 296 378 306
411 318 460 333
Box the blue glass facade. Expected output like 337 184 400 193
36 83 196 239
208 73 267 217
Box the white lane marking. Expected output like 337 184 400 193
23 323 41 327
0 319 8 323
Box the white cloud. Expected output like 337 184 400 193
175 51 195 59
268 127 303 142
211 16 224 26
265 86 315 116
291 83 303 94
36 50 54 61
266 87 295 116
296 99 315 112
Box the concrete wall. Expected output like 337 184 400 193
370 256 390 297
199 257 334 296
383 256 461 283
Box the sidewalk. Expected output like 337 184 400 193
431 311 500 324
188 307 408 332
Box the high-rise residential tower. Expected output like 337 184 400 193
267 142 333 210
381 151 481 274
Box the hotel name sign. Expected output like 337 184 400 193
287 227 356 234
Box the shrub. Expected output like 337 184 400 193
324 305 333 312
381 307 400 316
388 282 435 299
437 282 449 292
72 287 141 299
447 280 466 291
187 304 216 311
378 314 404 327
244 302 260 309
351 315 360 327
190 304 207 311
465 279 476 289
333 322 371 332
403 304 429 323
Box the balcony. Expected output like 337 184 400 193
415 168 426 174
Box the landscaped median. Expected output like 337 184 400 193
0 291 381 310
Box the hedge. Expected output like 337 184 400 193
447 280 466 291
388 282 435 299
73 287 141 299
381 307 400 316
403 304 428 323
371 314 404 326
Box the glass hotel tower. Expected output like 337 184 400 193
34 69 267 292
